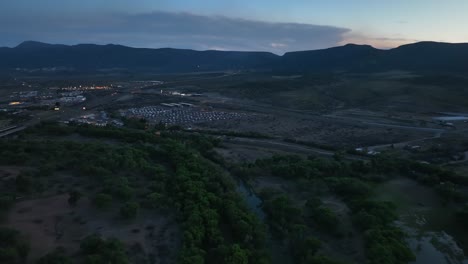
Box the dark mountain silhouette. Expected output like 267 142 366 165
280 44 383 72
280 42 468 72
1 41 468 73
378 41 468 72
0 41 278 72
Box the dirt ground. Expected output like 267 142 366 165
252 176 290 193
0 166 22 181
3 194 179 263
201 113 431 148
215 144 293 163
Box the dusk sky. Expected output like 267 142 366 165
1 0 468 53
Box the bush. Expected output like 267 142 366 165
309 255 344 264
0 194 14 211
436 182 464 203
351 200 397 230
262 194 303 236
305 197 340 233
80 235 129 264
68 190 82 207
326 177 372 199
365 227 415 264
0 227 29 264
93 193 112 209
36 247 71 264
15 173 33 193
311 207 339 233
290 236 322 263
114 185 134 201
456 204 468 223
224 244 248 264
145 192 164 209
120 202 139 219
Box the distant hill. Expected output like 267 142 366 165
378 42 468 72
280 44 383 72
0 41 279 73
1 41 468 73
280 42 468 73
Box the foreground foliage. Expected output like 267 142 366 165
0 122 269 263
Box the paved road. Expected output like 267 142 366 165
0 109 65 138
367 132 443 151
163 71 240 85
322 114 449 152
324 114 446 133
363 122 445 133
224 137 368 161
445 150 468 165
0 126 27 138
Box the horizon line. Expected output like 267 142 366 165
3 40 468 55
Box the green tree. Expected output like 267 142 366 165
80 235 129 264
309 255 344 264
145 192 164 209
225 244 248 264
291 236 321 263
312 207 339 233
36 247 71 264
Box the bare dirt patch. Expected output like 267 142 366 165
0 166 23 181
4 194 180 263
215 144 291 163
202 113 429 148
253 176 287 192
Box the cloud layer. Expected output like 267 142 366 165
0 11 350 53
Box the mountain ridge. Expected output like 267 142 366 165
1 41 468 73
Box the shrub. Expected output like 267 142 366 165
93 193 112 209
120 202 139 219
